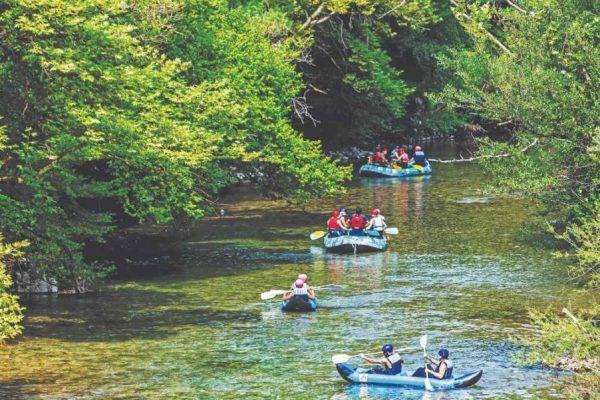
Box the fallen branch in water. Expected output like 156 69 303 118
428 138 538 163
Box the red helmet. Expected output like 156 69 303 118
295 279 305 288
371 209 380 216
399 147 405 153
415 146 422 151
332 210 340 217
298 273 308 281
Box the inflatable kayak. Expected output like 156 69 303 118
281 297 318 312
324 233 388 254
335 363 482 389
359 161 432 178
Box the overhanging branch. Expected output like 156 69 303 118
429 138 538 163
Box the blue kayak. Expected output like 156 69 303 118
359 161 432 178
335 363 482 389
281 297 318 312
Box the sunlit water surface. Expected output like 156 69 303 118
1 144 592 399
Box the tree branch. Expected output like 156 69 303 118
429 138 538 163
378 0 407 20
505 0 534 15
301 2 328 30
450 0 514 57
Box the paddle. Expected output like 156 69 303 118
260 284 344 300
420 335 434 391
310 230 327 240
332 347 418 364
384 227 398 234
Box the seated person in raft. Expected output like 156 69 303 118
282 278 316 302
410 145 427 167
365 208 387 237
395 146 410 168
371 148 389 166
412 348 453 379
327 210 348 237
349 208 368 236
361 344 403 375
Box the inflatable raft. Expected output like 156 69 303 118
281 297 318 312
359 161 432 178
335 363 482 389
324 233 388 254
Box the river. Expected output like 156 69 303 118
0 144 587 399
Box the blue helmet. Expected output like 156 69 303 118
438 348 449 359
382 344 393 354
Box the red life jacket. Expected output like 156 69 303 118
327 217 341 230
373 152 384 163
350 214 366 229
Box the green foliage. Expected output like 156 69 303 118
345 26 412 118
436 1 600 392
514 306 600 398
0 234 27 343
0 0 350 291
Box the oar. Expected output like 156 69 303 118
420 335 434 391
332 347 418 364
310 230 327 240
384 227 398 234
260 284 344 300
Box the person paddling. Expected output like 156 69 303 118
327 210 343 237
283 278 316 301
410 145 427 167
349 207 367 236
412 348 453 379
361 344 403 375
365 209 387 237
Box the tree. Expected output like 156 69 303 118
0 234 26 343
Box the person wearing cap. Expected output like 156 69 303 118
327 210 343 237
410 145 427 167
365 209 387 237
412 348 454 379
397 147 410 168
360 344 403 375
283 277 316 301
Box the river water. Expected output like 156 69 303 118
0 144 588 399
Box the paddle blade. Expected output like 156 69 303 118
384 227 399 234
310 231 327 240
331 354 351 364
260 289 287 300
413 164 423 171
424 375 434 391
420 335 428 349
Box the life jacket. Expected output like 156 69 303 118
413 151 426 165
350 214 366 229
400 152 409 163
370 215 385 231
373 152 384 163
327 217 341 230
435 359 453 379
292 284 309 299
384 353 403 375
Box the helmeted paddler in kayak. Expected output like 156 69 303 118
283 278 316 302
412 348 454 379
360 344 404 375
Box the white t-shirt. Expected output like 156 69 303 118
370 215 386 231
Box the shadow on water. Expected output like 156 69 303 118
20 291 261 342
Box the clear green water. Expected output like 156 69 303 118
0 144 590 399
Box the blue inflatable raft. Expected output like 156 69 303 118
335 363 482 389
359 161 432 178
281 297 318 312
324 233 388 254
